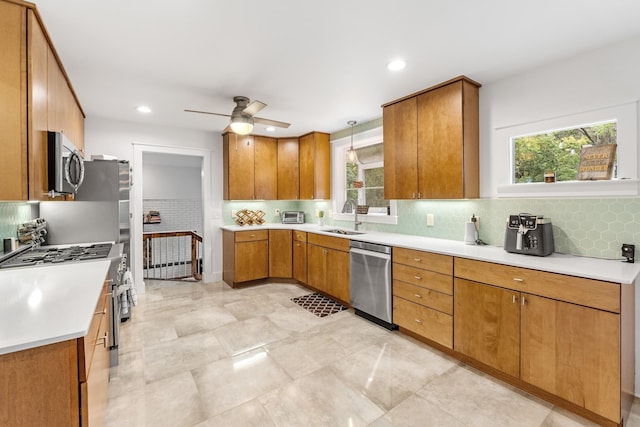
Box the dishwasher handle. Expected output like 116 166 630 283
350 247 391 260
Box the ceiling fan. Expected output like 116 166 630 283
185 96 290 135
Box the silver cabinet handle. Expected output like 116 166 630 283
96 332 108 348
414 275 422 280
415 319 423 324
513 277 524 282
413 258 422 262
414 293 422 298
250 234 256 237
95 308 107 316
521 296 527 306
512 295 517 304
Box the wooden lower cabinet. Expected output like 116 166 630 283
0 281 109 426
453 257 631 426
454 278 520 377
292 231 307 284
306 233 349 304
520 294 620 422
269 229 292 278
393 297 453 348
222 230 269 286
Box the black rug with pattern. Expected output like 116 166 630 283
291 293 348 318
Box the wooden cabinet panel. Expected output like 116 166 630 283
383 76 480 200
454 257 620 313
326 248 349 304
393 297 453 348
293 239 307 284
0 1 28 200
454 278 521 377
254 136 277 200
307 233 350 252
299 132 330 200
269 229 292 278
392 247 452 274
521 294 620 422
383 97 417 200
307 243 327 293
235 230 269 242
277 138 299 200
223 133 255 200
393 263 452 295
83 302 109 427
293 230 307 242
234 240 268 283
393 280 453 315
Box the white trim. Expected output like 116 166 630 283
131 143 213 293
495 101 638 198
331 126 398 225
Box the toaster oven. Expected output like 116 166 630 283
281 211 305 224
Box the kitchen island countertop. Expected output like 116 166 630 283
221 223 640 285
0 259 110 355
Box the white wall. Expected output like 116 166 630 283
84 117 225 287
479 35 640 394
480 35 640 198
143 163 202 200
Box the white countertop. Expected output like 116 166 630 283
0 259 110 355
222 223 640 284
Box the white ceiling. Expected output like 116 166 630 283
35 0 640 137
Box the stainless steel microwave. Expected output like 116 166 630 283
48 131 85 196
281 211 305 224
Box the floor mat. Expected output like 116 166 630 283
291 293 348 318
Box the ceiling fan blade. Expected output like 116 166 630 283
242 100 267 116
254 116 291 128
184 109 231 118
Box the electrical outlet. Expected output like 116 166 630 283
426 213 435 226
231 209 238 219
275 209 281 216
622 243 635 263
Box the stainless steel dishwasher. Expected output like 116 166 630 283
349 240 395 330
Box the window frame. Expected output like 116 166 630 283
331 126 398 225
496 101 639 198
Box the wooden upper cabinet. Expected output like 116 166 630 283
277 138 299 200
223 133 255 200
299 131 330 200
254 136 277 200
0 1 28 200
383 97 417 200
383 76 480 200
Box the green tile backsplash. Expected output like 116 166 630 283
225 197 640 261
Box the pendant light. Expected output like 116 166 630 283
346 120 358 163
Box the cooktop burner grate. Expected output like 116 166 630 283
0 243 113 269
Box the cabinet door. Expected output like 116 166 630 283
27 10 50 200
234 240 268 282
326 249 349 304
0 1 28 200
383 98 418 200
307 244 327 293
254 136 277 200
521 294 620 422
277 138 299 200
224 134 255 200
454 278 520 378
269 229 292 278
82 310 110 427
299 133 315 200
299 132 330 200
293 241 307 284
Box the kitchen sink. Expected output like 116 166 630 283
324 229 364 235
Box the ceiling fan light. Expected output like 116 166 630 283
230 116 254 135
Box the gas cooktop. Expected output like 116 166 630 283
0 243 113 269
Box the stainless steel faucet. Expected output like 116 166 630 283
346 198 363 231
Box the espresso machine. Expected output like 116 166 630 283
504 213 554 256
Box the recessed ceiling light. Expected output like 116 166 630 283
265 126 276 132
387 59 406 71
136 105 152 113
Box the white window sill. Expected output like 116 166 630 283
497 179 640 198
332 212 398 225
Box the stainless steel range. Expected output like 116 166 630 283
0 243 113 268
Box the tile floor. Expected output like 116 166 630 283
106 280 640 427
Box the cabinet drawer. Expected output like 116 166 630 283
393 297 452 348
393 247 452 274
79 282 108 382
393 263 452 295
393 280 453 315
454 258 620 313
293 230 307 242
235 230 269 242
308 233 350 252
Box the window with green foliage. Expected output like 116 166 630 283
512 121 617 183
345 143 389 214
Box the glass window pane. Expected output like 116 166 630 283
364 188 389 207
513 121 617 183
346 163 358 188
364 167 384 187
